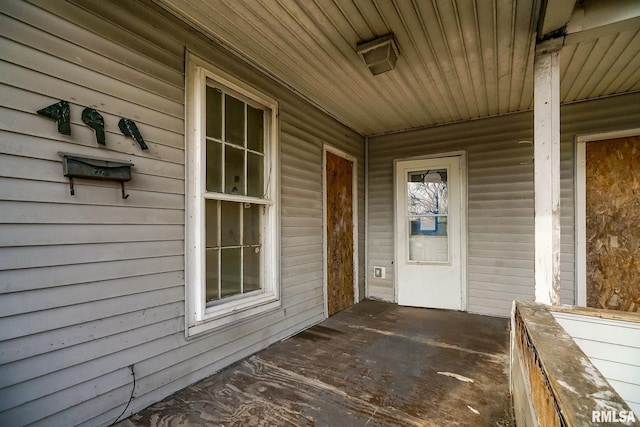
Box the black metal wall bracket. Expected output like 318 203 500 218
59 152 134 199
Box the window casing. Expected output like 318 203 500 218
185 53 279 337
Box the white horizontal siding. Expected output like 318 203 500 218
367 92 640 316
553 312 640 417
0 1 363 426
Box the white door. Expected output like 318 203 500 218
395 156 464 310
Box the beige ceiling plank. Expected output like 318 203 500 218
162 0 309 85
430 0 475 119
446 1 482 118
627 72 640 93
475 0 500 116
517 40 536 111
508 0 537 112
272 0 413 133
229 0 377 131
405 0 462 122
572 35 619 100
378 0 455 124
358 0 439 127
292 0 416 129
204 1 359 115
176 0 375 132
414 0 471 120
458 0 490 116
324 0 374 42
560 41 595 102
564 36 610 102
495 0 516 114
558 41 574 83
604 30 640 94
351 0 389 36
592 29 640 96
618 51 640 93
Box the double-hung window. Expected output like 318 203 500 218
185 53 279 337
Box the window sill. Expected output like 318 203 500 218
186 293 280 338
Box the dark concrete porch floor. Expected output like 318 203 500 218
118 300 512 426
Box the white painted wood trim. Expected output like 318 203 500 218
393 158 399 304
574 128 640 307
322 144 359 318
322 147 328 318
534 46 561 306
576 141 587 307
364 136 369 299
575 128 640 143
459 153 468 310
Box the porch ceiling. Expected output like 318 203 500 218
156 0 640 136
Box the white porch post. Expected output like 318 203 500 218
534 38 563 305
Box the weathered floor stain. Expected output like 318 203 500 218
117 300 513 427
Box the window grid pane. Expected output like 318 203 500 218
220 248 242 298
205 84 222 140
243 246 261 293
203 81 268 308
206 140 222 192
224 145 245 195
205 199 220 303
205 90 265 200
205 248 220 302
205 201 263 305
247 152 264 197
224 94 245 147
247 105 264 153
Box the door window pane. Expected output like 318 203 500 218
225 95 245 147
407 170 448 215
407 168 449 262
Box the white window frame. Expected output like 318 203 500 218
185 52 280 337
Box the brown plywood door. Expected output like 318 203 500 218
326 151 354 316
586 136 640 311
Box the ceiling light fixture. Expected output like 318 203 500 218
356 34 399 75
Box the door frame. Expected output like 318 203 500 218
575 128 640 306
323 144 358 318
393 151 468 309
